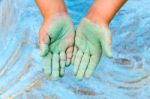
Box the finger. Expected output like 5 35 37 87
52 53 60 80
66 59 71 66
76 53 90 81
100 28 112 58
39 28 50 57
85 53 101 79
73 50 83 75
40 44 49 57
60 52 66 77
43 52 52 76
71 46 77 65
66 46 73 66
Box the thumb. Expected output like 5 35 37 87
99 27 112 58
39 27 50 57
40 44 49 57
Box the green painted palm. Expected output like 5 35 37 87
39 15 75 80
72 18 112 80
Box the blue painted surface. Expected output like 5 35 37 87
0 0 150 99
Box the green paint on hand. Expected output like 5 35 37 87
73 18 112 80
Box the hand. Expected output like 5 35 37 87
39 13 75 80
72 18 112 80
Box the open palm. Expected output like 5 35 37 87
72 18 112 80
39 15 75 80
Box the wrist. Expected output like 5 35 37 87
86 0 111 27
35 0 68 20
44 1 67 19
86 0 127 27
86 10 109 27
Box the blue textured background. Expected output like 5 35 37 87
0 0 150 99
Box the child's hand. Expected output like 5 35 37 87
72 18 112 81
72 0 126 81
35 0 75 80
39 14 75 80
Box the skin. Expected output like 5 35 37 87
72 18 112 80
72 0 127 80
86 0 127 27
35 0 126 80
35 0 75 80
